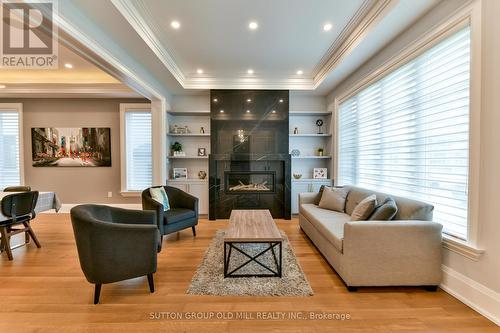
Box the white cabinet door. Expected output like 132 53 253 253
167 182 188 192
291 183 311 214
189 182 209 215
311 180 332 192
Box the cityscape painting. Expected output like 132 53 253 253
31 127 111 167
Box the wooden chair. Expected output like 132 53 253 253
0 191 41 260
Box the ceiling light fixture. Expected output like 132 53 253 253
0 84 6 89
171 21 180 29
247 98 252 102
248 21 258 30
246 109 251 113
213 98 218 102
247 69 254 74
323 23 333 31
296 70 303 75
196 68 203 74
64 63 73 69
279 99 283 103
220 110 224 113
271 110 276 113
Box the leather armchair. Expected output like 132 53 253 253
70 204 160 304
142 186 199 238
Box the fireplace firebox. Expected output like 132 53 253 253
225 171 276 194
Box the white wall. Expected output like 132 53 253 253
326 0 500 324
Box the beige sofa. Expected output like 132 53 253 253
299 186 443 290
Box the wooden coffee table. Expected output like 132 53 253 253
224 210 283 278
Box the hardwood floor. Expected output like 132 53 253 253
0 214 497 332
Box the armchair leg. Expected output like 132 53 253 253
192 226 196 237
147 273 155 293
94 284 102 304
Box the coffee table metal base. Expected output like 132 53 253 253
224 241 282 278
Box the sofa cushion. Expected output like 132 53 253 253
369 197 398 220
350 194 377 221
300 203 350 252
164 208 195 225
344 186 434 221
318 187 348 212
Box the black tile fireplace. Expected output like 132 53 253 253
209 90 291 220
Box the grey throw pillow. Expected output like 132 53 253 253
368 197 398 220
318 187 349 212
350 194 377 221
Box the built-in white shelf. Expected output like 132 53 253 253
289 133 331 137
289 111 332 116
167 178 208 182
292 178 332 182
292 156 332 159
167 133 210 137
168 156 209 159
167 110 210 116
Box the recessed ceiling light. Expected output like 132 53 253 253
220 110 224 113
247 98 252 102
271 110 276 113
247 69 254 74
296 70 303 75
248 21 258 30
323 23 333 31
171 21 180 29
246 110 251 113
0 84 6 89
64 63 73 69
213 98 218 102
196 68 203 74
279 99 283 103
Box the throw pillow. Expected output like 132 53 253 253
150 187 170 211
368 197 398 220
314 185 331 205
350 194 377 221
318 186 349 212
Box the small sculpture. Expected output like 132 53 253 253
198 171 207 179
200 127 205 134
316 119 324 134
293 127 299 134
291 149 300 157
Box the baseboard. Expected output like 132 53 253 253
441 265 500 326
40 203 142 214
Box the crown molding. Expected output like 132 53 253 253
111 0 395 91
0 83 142 98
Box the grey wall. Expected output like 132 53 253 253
0 98 148 204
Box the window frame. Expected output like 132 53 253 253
333 2 483 259
119 103 152 197
0 103 24 188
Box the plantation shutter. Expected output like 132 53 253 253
0 110 21 190
338 26 471 240
125 111 152 191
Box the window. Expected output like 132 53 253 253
337 26 471 240
0 104 23 190
120 104 152 193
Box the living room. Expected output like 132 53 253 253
0 0 499 332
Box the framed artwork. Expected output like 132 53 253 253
313 168 327 179
173 168 188 180
198 147 207 156
31 127 111 167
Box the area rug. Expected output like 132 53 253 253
187 230 313 296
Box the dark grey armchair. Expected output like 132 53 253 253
70 205 160 304
142 186 199 241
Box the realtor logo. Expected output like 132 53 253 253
1 0 58 68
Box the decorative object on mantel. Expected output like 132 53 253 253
200 127 205 134
184 125 190 133
316 119 324 134
198 171 207 179
198 148 207 156
313 168 327 179
187 230 313 296
171 125 190 134
173 168 188 180
293 173 302 179
293 127 299 134
171 142 184 156
291 149 300 157
31 127 111 167
317 148 324 156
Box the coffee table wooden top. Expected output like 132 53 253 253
225 210 283 242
